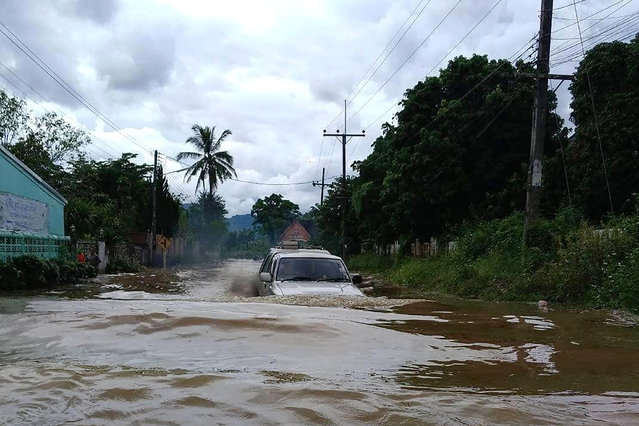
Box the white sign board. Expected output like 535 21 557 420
532 159 543 187
0 192 49 234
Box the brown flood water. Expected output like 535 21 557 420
0 259 638 425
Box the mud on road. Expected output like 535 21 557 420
1 259 638 424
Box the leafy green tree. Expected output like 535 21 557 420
562 35 639 219
137 165 182 237
352 54 564 248
187 192 228 249
177 124 236 194
251 194 300 244
6 134 64 187
313 177 361 256
0 89 28 145
28 112 90 163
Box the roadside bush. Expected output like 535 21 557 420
351 208 639 312
533 226 633 302
347 253 395 273
10 255 49 288
0 261 20 290
596 248 639 313
0 254 96 292
105 254 142 273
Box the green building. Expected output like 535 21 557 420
0 145 69 260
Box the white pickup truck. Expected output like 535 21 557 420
257 246 364 296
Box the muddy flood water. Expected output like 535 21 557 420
1 259 638 425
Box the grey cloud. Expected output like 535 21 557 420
73 0 119 24
95 29 177 91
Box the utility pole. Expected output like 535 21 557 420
524 0 576 233
525 0 554 227
323 100 365 258
312 167 327 205
151 149 157 266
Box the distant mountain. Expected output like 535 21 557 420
228 214 255 232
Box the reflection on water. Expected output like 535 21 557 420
0 259 638 424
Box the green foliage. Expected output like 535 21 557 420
186 192 229 250
0 254 96 291
222 228 269 258
350 54 563 247
105 254 142 274
0 89 28 145
347 253 395 273
177 124 236 194
312 177 361 256
6 134 65 187
354 210 639 312
251 194 300 244
28 112 90 162
57 154 182 242
1 89 183 242
563 36 639 219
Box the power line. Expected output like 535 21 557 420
364 31 538 133
549 0 637 60
0 22 320 191
356 32 540 172
345 0 433 108
0 20 157 157
322 0 431 133
349 0 506 160
0 71 117 160
554 0 587 11
229 176 339 186
0 61 122 159
550 0 633 35
550 14 639 65
347 0 465 128
571 0 615 215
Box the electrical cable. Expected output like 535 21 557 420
571 0 615 215
322 0 431 133
0 72 116 160
349 0 506 160
347 0 465 128
0 20 156 156
0 61 122 159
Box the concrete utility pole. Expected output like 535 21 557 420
151 149 158 266
525 0 554 227
323 100 365 258
524 0 575 231
312 167 327 205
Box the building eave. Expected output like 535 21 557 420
0 144 67 205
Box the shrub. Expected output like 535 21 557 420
105 254 142 274
0 254 97 291
534 226 633 302
347 253 395 273
0 261 20 290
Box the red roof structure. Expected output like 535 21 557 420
279 220 311 243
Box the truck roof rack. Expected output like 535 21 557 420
275 240 325 250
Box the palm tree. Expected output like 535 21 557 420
177 124 236 194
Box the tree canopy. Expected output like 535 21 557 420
251 194 300 244
178 124 236 194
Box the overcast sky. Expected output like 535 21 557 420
1 0 637 216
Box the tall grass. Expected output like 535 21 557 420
349 209 639 312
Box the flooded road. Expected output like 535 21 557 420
1 260 638 424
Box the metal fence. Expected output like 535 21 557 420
0 231 69 261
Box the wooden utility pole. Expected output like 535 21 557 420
312 167 327 205
323 100 365 258
525 0 554 227
151 149 158 266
